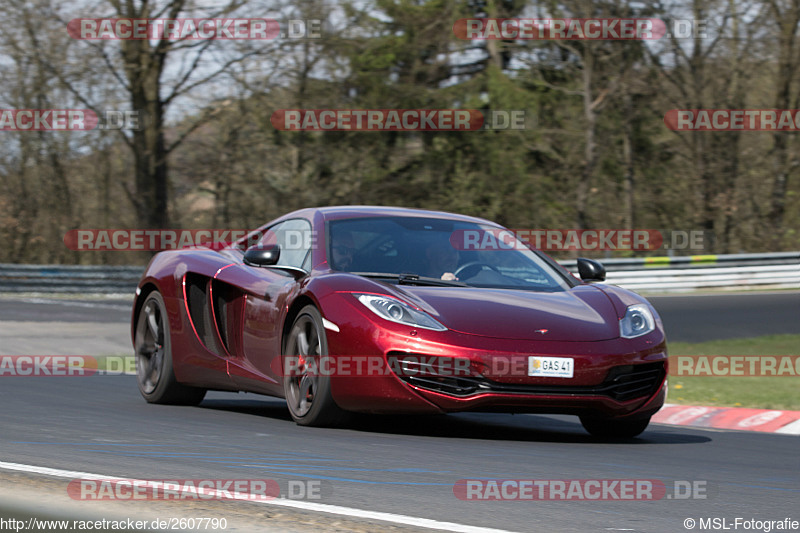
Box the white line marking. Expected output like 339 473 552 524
0 461 516 533
775 419 800 435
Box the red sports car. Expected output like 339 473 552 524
132 206 667 438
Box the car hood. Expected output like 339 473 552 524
391 284 620 341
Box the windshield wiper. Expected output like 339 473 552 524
351 272 468 287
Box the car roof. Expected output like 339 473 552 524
313 205 498 226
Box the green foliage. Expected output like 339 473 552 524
0 0 798 264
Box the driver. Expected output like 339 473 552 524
330 230 356 271
425 240 460 280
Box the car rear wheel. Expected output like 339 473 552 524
283 305 348 427
134 291 206 406
580 415 651 439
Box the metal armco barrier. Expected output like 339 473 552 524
602 264 800 291
0 264 143 294
0 252 798 294
559 252 800 291
558 251 800 271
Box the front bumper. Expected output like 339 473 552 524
320 293 668 419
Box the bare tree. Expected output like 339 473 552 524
648 0 766 251
765 0 800 245
35 0 277 229
524 0 651 229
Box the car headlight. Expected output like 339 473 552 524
354 294 447 331
620 304 656 338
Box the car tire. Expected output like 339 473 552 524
580 415 651 439
134 291 206 406
283 305 349 427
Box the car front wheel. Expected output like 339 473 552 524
283 305 348 427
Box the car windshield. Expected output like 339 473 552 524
327 216 573 292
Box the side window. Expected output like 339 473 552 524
270 219 312 269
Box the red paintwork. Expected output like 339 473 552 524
132 206 667 420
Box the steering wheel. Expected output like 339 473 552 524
454 261 501 279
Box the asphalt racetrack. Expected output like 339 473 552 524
0 291 797 532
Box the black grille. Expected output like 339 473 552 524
392 356 665 402
602 363 666 401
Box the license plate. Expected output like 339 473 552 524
528 357 574 378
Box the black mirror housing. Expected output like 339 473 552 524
577 257 606 282
244 245 281 267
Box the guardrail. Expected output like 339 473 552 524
594 263 799 292
0 252 798 294
559 252 800 292
558 251 800 271
0 264 143 294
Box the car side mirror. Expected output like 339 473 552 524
244 245 280 267
577 257 606 282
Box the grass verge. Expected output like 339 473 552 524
668 334 800 410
